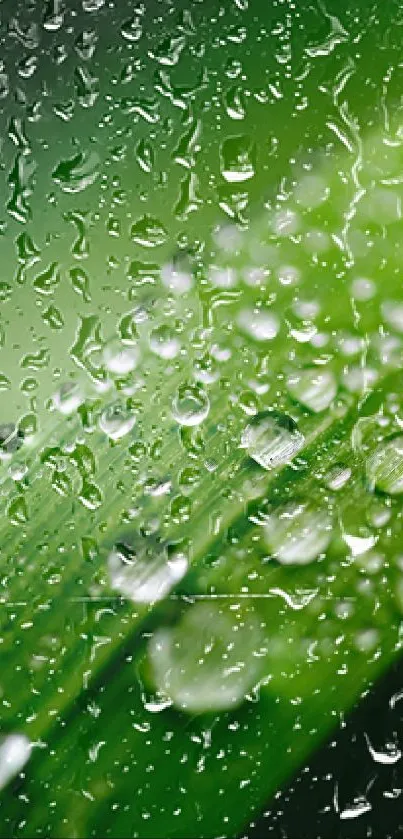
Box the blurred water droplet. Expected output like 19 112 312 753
109 541 187 604
148 602 265 713
149 325 180 359
0 735 31 791
287 367 337 413
366 435 403 495
237 308 279 341
264 500 332 565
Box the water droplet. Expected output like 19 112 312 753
237 308 279 341
324 462 352 491
287 367 337 413
366 435 403 495
172 383 210 427
52 383 83 415
241 410 304 470
108 541 187 604
220 134 255 182
149 325 180 359
130 215 167 248
99 403 136 441
0 734 31 791
264 500 332 565
103 340 139 374
148 602 265 713
52 150 100 193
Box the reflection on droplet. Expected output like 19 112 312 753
241 410 304 470
264 499 332 565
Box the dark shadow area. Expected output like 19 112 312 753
245 655 403 839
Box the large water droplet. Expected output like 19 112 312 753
130 215 167 248
108 541 187 604
0 734 31 791
99 403 136 441
148 602 265 713
287 367 337 413
172 383 210 427
241 410 304 470
366 435 403 495
264 500 332 565
237 308 279 341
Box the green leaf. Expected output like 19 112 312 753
1 1 403 836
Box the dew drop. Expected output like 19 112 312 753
0 734 31 791
148 602 264 713
241 410 304 470
108 541 187 604
366 435 403 495
172 383 210 427
264 499 332 565
287 367 337 413
99 403 136 441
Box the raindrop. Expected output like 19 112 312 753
148 602 265 713
0 734 31 792
130 215 167 248
220 134 255 182
287 367 337 413
99 403 136 441
366 435 403 495
108 541 187 604
172 383 210 427
241 410 304 470
264 499 332 565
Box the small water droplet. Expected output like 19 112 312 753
148 602 265 713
